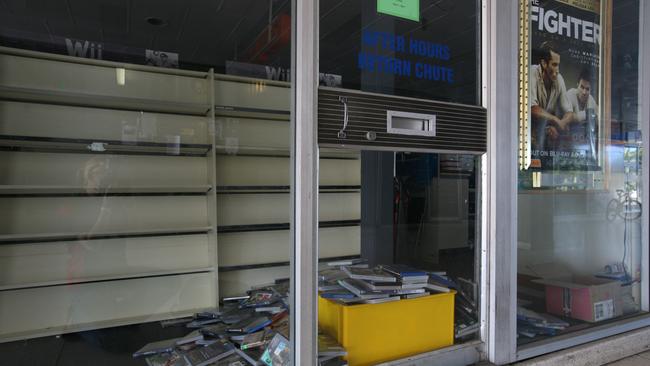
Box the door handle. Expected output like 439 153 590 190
337 96 349 139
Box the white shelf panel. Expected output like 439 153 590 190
0 85 210 116
0 151 208 187
0 273 214 339
0 101 210 146
0 308 203 343
215 155 361 187
0 185 212 195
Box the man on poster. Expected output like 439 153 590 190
567 67 599 161
530 41 575 153
567 68 598 123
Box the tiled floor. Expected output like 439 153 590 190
606 351 650 366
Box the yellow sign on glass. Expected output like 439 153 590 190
377 0 420 22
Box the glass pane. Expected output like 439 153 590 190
317 2 482 363
317 148 481 365
320 0 480 104
517 0 645 345
0 1 292 364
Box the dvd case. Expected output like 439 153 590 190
183 339 236 366
241 329 275 350
338 279 389 299
133 338 181 358
341 266 396 282
176 330 204 346
260 333 291 366
145 352 188 366
200 323 229 338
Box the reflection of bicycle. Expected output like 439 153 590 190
606 189 642 221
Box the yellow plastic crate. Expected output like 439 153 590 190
319 291 456 366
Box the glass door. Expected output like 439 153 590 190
315 1 485 364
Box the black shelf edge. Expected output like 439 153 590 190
216 185 360 194
0 192 209 198
0 228 212 245
0 268 214 292
217 219 360 234
214 105 290 116
0 135 212 157
218 255 361 273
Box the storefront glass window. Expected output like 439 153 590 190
517 0 646 346
1 1 294 364
320 0 480 105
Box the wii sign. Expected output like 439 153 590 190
65 38 103 60
226 60 342 87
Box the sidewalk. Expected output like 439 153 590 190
515 326 650 366
605 351 650 366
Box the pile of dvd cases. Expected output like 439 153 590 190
133 280 346 366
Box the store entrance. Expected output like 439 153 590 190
316 87 485 365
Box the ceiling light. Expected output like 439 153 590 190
145 17 168 27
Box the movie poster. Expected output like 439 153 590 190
529 0 601 171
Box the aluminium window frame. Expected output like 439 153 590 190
292 1 490 365
290 0 650 363
486 0 650 364
290 0 319 364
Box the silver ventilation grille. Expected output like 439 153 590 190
318 87 486 154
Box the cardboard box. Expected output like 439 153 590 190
533 276 623 323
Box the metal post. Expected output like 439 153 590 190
207 68 219 304
485 0 519 364
290 0 319 364
639 0 650 313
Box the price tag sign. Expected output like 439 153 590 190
377 0 420 22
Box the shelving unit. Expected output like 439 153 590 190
0 46 363 340
0 47 218 340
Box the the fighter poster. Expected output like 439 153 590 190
529 0 601 171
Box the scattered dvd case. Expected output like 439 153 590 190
213 352 254 366
326 258 367 266
260 333 291 366
200 323 229 338
196 308 222 319
183 339 236 366
362 296 401 304
241 329 275 350
227 316 271 334
341 266 396 282
239 290 279 309
317 331 346 358
338 279 390 299
145 352 188 366
176 330 204 346
133 338 181 358
187 318 221 328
